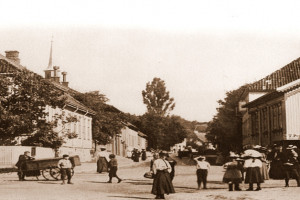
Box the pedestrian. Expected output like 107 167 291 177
141 149 147 161
243 153 264 191
222 152 243 191
107 154 122 183
96 147 110 173
165 152 177 181
15 151 34 181
57 154 73 185
150 152 159 171
194 156 210 190
282 145 300 187
151 151 175 199
268 145 285 179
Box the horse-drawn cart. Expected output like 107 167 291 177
22 155 81 180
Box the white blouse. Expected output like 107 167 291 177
152 159 172 174
244 158 262 168
96 151 110 162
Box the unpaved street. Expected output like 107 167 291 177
0 158 299 200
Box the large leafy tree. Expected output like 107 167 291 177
0 69 75 149
142 77 175 116
73 91 126 146
206 85 247 154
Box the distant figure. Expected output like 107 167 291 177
134 149 141 162
194 156 210 190
141 149 147 161
165 153 177 181
222 153 243 191
96 148 110 173
151 151 175 199
282 145 300 187
58 154 73 185
107 154 122 183
15 151 34 181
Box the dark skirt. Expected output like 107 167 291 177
223 169 242 184
151 170 175 195
269 161 284 179
245 167 264 184
97 157 109 173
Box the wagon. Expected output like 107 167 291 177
22 155 81 180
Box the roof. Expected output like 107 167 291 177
0 52 95 115
243 91 284 108
248 57 300 92
138 131 147 138
194 132 208 143
0 54 25 71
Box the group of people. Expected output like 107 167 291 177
131 148 147 162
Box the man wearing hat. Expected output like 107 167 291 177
58 154 73 185
15 151 34 181
194 155 210 190
282 145 300 187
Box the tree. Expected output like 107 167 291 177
0 69 75 149
142 77 175 116
206 85 247 154
73 91 126 146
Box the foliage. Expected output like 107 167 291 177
206 85 248 154
0 69 75 149
73 91 126 145
142 77 175 116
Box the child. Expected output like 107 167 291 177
222 152 243 191
57 154 73 185
107 154 122 183
194 156 210 189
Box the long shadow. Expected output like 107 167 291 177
108 196 153 199
85 181 110 184
37 181 60 184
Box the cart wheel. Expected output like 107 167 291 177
50 167 61 180
42 169 52 180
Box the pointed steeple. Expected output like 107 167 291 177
47 36 53 70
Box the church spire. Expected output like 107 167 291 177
47 36 53 70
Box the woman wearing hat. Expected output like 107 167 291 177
151 151 175 199
222 152 243 191
243 153 264 191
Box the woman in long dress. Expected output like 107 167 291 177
151 152 175 199
222 153 243 191
244 154 264 191
96 148 110 173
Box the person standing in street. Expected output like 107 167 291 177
222 153 243 191
194 156 210 190
244 153 263 191
165 152 177 181
58 154 73 185
141 149 147 161
282 145 300 187
151 152 175 199
107 154 122 183
96 147 110 173
15 151 34 181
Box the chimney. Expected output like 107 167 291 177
61 71 69 87
52 66 60 83
5 51 20 64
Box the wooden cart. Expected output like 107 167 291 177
22 155 81 180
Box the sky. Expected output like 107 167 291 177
1 0 300 122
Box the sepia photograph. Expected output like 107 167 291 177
1 0 300 199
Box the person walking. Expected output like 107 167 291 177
107 154 122 183
222 153 243 191
244 153 264 191
15 151 34 181
151 152 175 199
96 147 110 173
58 154 73 185
194 156 210 190
282 145 300 187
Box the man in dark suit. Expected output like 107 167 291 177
15 151 34 181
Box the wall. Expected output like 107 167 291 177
0 146 55 168
285 87 300 140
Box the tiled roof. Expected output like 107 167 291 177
249 57 300 91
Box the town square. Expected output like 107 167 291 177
3 1 300 200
